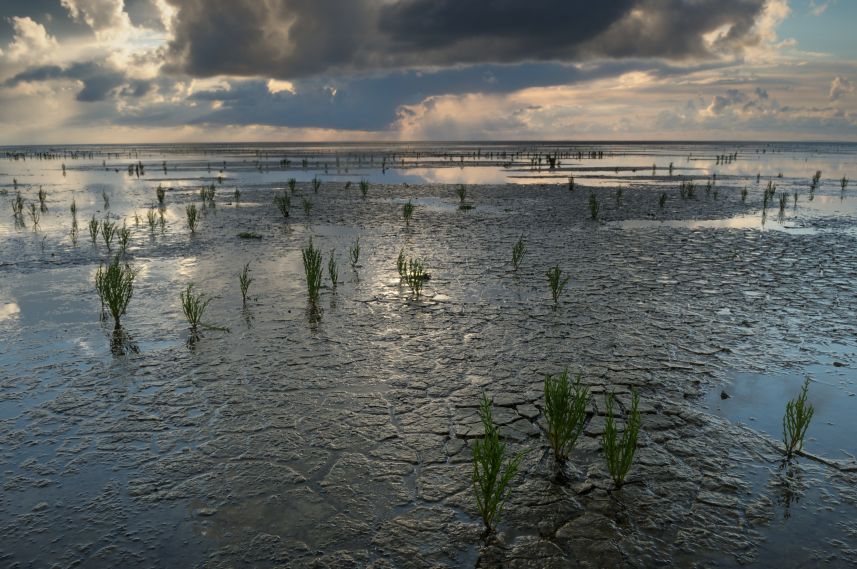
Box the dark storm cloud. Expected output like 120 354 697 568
4 61 129 101
163 0 376 78
163 0 768 79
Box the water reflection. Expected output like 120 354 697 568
0 301 21 321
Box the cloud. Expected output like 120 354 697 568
60 0 133 39
3 61 134 101
829 76 853 101
3 16 59 66
163 0 772 79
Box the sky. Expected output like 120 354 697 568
0 0 855 144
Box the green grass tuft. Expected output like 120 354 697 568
783 378 814 459
547 265 569 304
328 250 339 288
101 219 116 249
603 390 642 488
238 262 253 305
180 283 213 331
302 238 323 304
456 184 467 203
95 255 136 330
471 393 523 534
186 204 199 233
544 369 590 464
349 238 360 268
274 191 291 218
89 216 100 244
512 234 525 271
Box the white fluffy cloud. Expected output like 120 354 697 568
3 17 60 66
60 0 134 40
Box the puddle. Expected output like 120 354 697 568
611 213 817 233
705 344 857 460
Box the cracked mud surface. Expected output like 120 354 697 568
1 144 856 568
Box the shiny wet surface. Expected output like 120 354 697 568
1 142 856 568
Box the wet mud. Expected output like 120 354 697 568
1 144 856 567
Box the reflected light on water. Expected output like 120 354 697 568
0 301 21 321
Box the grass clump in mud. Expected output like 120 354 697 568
88 216 100 244
156 184 166 205
404 258 428 297
568 175 575 192
512 234 525 271
238 262 253 306
288 178 297 193
186 204 199 233
201 184 216 205
274 191 290 218
38 187 47 212
472 393 523 535
349 238 360 269
544 369 589 466
456 184 467 203
603 390 642 488
403 200 414 226
457 185 474 210
95 255 136 330
783 378 814 459
301 197 313 217
118 222 131 254
811 170 822 191
778 193 788 218
302 238 323 304
588 193 599 220
763 181 777 208
237 231 262 239
180 284 213 332
11 192 24 219
146 208 158 232
101 219 117 250
396 248 407 279
547 265 569 304
311 176 321 193
70 200 79 243
328 250 339 288
658 192 667 209
359 178 369 198
27 203 40 229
